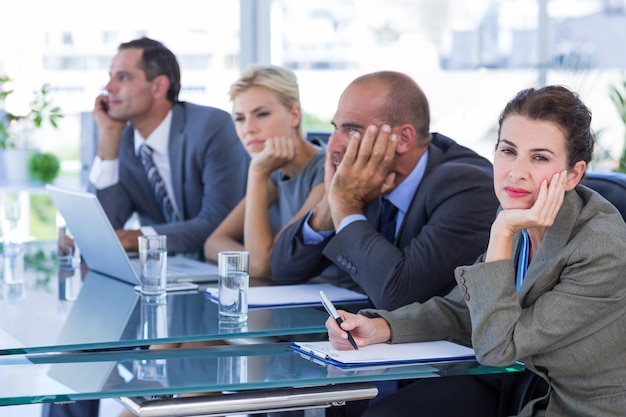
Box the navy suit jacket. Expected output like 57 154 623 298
94 101 249 255
271 133 498 310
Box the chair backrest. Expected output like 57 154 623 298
580 171 626 220
305 131 331 146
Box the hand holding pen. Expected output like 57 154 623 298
320 290 359 350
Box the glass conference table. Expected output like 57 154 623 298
0 342 524 415
0 241 524 415
0 240 349 355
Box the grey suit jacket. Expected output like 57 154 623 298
94 101 249 255
271 133 499 310
364 186 626 417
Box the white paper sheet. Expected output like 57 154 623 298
206 283 368 308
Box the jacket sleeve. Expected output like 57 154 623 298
322 162 498 310
95 182 136 229
91 128 138 230
360 285 473 346
458 210 626 367
270 215 334 283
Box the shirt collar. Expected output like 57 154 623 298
386 149 429 214
134 110 173 156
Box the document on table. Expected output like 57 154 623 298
291 340 475 368
205 283 369 308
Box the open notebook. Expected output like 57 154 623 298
46 185 218 287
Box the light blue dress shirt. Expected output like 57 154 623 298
302 150 429 244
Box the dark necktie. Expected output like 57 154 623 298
138 143 180 223
379 197 399 243
373 197 401 401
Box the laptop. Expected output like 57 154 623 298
46 185 219 287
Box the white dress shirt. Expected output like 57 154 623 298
88 110 179 235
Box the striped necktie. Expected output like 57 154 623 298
516 229 529 291
138 143 180 223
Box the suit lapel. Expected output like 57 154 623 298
518 190 582 301
168 103 186 217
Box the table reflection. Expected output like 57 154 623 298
217 353 248 385
57 256 82 302
1 200 24 260
139 294 168 339
2 250 24 285
1 240 66 303
1 279 26 302
136 294 168 382
1 243 25 303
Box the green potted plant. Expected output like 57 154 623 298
0 76 64 184
28 151 61 184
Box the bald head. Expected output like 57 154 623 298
349 71 431 142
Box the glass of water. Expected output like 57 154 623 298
138 235 167 295
217 251 249 323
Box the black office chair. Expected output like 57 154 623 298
306 131 331 146
581 171 626 221
506 170 626 414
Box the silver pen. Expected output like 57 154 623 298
320 290 358 350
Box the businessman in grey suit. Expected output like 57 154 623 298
271 71 498 311
89 37 248 255
43 36 248 417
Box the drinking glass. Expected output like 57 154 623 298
217 251 249 323
138 235 167 295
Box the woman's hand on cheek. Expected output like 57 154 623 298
499 170 568 232
527 170 567 228
487 171 567 262
250 136 296 175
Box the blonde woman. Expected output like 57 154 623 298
204 65 325 278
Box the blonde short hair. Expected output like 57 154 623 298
229 65 303 139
